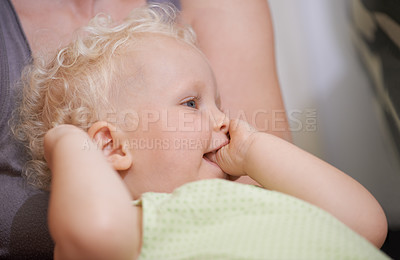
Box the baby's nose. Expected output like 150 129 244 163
213 110 229 135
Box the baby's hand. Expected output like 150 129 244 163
44 124 87 169
216 119 259 177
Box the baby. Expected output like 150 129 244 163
15 3 388 260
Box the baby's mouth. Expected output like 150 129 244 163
203 139 229 165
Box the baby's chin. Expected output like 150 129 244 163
202 156 228 180
211 169 230 181
202 168 228 181
217 171 229 180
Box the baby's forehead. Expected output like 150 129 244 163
113 34 217 97
115 36 190 75
119 35 210 76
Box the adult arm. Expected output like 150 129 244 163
45 125 140 260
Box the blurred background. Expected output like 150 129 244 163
268 0 400 257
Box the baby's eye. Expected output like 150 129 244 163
184 100 196 108
182 97 199 109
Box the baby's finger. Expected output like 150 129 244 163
227 119 257 139
216 145 235 175
216 143 244 177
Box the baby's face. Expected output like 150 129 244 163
117 36 230 198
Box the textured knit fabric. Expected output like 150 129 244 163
0 0 54 259
0 0 31 174
137 179 388 260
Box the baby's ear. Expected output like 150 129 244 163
88 121 133 171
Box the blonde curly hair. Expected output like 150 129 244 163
13 3 196 190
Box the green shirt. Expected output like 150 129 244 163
135 179 388 260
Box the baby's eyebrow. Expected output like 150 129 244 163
192 81 205 90
181 81 204 95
